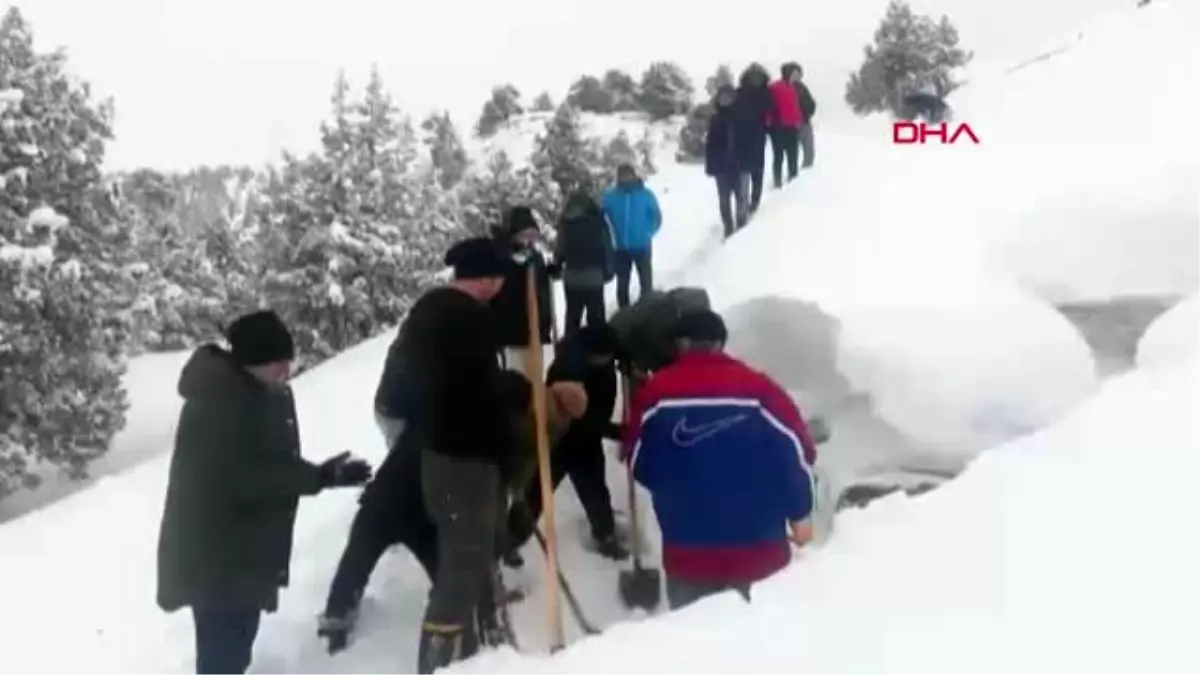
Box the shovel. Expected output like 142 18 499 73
616 374 662 611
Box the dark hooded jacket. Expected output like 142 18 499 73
157 345 322 613
554 191 614 290
705 92 741 177
547 331 622 445
733 64 773 168
490 222 557 348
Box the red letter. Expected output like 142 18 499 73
893 121 918 144
920 122 948 143
949 123 980 144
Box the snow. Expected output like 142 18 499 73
1137 294 1200 370
0 244 54 267
1 0 1197 672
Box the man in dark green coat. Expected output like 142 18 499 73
156 310 373 674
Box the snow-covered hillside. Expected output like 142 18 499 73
465 110 681 170
0 1 1196 673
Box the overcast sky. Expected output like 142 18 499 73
5 0 1124 171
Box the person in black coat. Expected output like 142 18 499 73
489 205 561 371
505 323 630 563
733 63 773 216
705 84 749 238
156 310 372 675
554 190 614 334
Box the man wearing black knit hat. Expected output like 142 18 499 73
489 205 560 373
157 309 373 674
370 235 532 672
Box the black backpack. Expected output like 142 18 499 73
609 287 712 372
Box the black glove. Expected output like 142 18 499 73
318 451 373 489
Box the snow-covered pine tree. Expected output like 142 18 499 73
844 0 973 116
421 110 469 190
565 74 614 114
601 130 637 176
705 64 735 98
636 61 694 120
602 69 640 112
676 101 714 163
475 84 524 138
530 102 600 200
258 67 432 370
0 7 132 497
457 150 559 237
532 91 555 112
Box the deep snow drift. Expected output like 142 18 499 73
1138 294 1199 370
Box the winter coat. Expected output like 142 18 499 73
704 104 742 177
601 181 662 252
374 322 416 420
548 334 622 446
769 79 802 128
402 286 523 466
490 247 557 347
796 82 817 122
156 345 322 613
732 75 772 169
555 193 614 290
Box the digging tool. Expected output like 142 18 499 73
616 373 662 611
523 263 565 651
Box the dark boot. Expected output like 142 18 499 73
501 548 524 568
317 604 360 655
592 533 630 561
416 624 467 674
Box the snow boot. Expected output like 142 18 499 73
502 547 524 568
592 534 630 561
416 624 469 674
317 607 359 655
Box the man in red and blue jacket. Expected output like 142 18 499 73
620 309 817 610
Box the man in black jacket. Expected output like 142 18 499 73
403 236 523 673
156 310 372 674
490 205 560 372
734 63 773 216
505 323 629 562
705 84 748 238
555 190 613 334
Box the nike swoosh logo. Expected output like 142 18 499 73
671 414 749 447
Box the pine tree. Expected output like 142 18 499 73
475 84 524 138
565 74 613 114
676 102 714 162
704 64 735 98
530 102 600 198
532 91 555 112
421 111 469 190
602 69 640 112
258 67 434 370
844 1 973 116
0 7 132 497
637 61 695 120
601 130 637 175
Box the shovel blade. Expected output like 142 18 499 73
618 566 662 611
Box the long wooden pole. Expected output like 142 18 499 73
523 263 564 651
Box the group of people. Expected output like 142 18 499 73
155 176 819 674
705 62 817 237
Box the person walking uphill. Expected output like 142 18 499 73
705 84 749 238
791 63 818 169
156 310 373 674
407 236 524 673
490 205 559 372
621 309 818 611
601 163 662 309
733 63 773 217
768 62 803 188
555 189 614 333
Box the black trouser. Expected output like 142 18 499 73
614 249 653 309
563 286 606 334
507 433 616 547
747 161 765 213
715 172 750 237
665 577 752 611
323 501 438 619
770 127 800 187
799 123 815 168
192 607 261 674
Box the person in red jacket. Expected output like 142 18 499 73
621 309 817 611
768 63 804 188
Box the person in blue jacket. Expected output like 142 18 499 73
621 309 817 610
601 163 662 309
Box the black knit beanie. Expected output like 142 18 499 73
225 310 295 366
673 309 728 344
506 205 539 237
444 236 510 279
